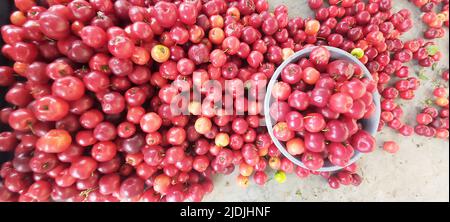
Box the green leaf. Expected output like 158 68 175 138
417 69 429 80
432 63 438 71
425 99 434 106
426 45 439 56
418 73 429 80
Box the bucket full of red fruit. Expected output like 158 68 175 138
264 46 381 172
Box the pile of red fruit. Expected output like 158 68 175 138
410 0 449 39
414 69 449 139
411 40 442 68
270 46 377 171
0 0 448 202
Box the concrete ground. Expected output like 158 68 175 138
205 0 450 202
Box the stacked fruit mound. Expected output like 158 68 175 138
0 0 448 202
270 46 377 172
409 0 449 39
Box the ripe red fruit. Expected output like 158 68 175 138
305 19 320 35
27 180 52 201
69 157 98 180
32 96 69 122
120 176 145 199
383 141 400 154
91 141 117 162
308 0 323 9
336 171 353 185
281 64 302 84
328 176 340 189
351 130 376 153
302 67 320 85
101 92 126 115
272 81 292 100
288 90 309 111
130 22 154 40
304 113 326 133
52 76 85 101
166 127 187 146
178 2 199 25
416 113 433 125
36 129 72 153
0 132 17 152
301 152 324 171
285 111 304 132
286 138 305 156
340 79 367 100
433 87 447 98
327 60 356 82
8 108 36 131
153 1 178 28
140 113 162 133
253 171 268 186
310 46 330 66
80 26 107 49
5 83 32 107
247 51 264 68
324 120 350 142
304 132 326 152
273 122 295 142
108 36 135 59
153 174 171 194
329 93 354 113
38 12 70 40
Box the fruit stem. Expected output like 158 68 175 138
79 187 98 202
